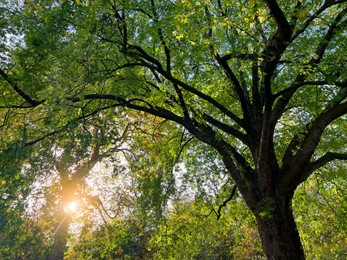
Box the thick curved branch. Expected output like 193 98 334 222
291 0 347 41
219 150 259 211
262 0 291 32
86 92 256 202
127 44 245 128
202 113 248 145
273 81 330 99
150 0 171 73
75 94 189 129
79 95 254 192
281 101 347 190
302 152 347 181
271 7 347 126
260 0 293 77
177 115 255 190
0 68 44 107
215 53 251 120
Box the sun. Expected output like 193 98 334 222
64 201 79 214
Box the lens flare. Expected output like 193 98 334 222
64 201 78 214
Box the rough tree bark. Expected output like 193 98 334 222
255 197 305 259
249 183 305 259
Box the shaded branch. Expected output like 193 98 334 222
262 0 291 32
311 8 347 66
173 135 195 167
260 0 293 77
207 184 237 220
252 59 262 115
24 103 119 147
0 68 44 107
273 81 330 99
272 7 347 126
126 44 245 128
204 3 250 119
216 184 237 220
281 101 347 190
215 53 251 120
150 0 171 73
219 150 259 211
173 83 190 120
202 113 248 145
220 53 258 62
291 0 347 41
0 104 40 109
303 152 347 179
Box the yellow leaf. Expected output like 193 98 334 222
297 10 309 21
258 16 265 23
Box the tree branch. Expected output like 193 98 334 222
271 7 347 126
302 152 347 181
220 53 258 62
24 104 119 147
204 2 251 120
126 44 245 128
262 0 291 32
216 184 237 220
0 68 44 107
260 0 293 77
281 101 347 190
208 184 237 220
202 113 248 145
173 83 190 120
273 81 330 99
291 0 347 41
150 0 171 73
215 52 251 120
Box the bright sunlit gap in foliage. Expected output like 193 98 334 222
64 201 79 214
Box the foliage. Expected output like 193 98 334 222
70 217 152 260
1 0 347 258
149 199 263 259
293 165 347 259
0 147 48 259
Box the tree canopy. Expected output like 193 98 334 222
1 0 347 259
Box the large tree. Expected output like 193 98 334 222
1 0 347 258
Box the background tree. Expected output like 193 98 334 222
0 154 47 259
1 0 347 258
293 169 347 258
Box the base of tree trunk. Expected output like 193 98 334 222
255 197 305 259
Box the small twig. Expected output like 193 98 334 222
206 184 237 220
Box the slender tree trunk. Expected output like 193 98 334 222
45 182 72 260
254 194 305 259
45 214 70 260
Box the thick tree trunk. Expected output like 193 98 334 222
254 195 305 259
